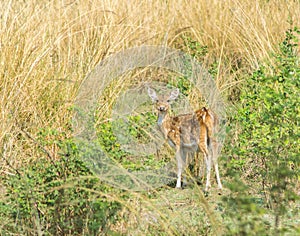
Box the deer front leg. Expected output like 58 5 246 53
181 149 188 187
175 148 183 188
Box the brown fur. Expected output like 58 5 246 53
148 87 222 190
194 107 218 177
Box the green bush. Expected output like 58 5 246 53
223 28 300 234
97 111 170 171
0 138 120 235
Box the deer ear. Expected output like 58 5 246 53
147 87 158 102
168 88 180 101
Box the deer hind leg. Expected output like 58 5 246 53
214 161 222 191
196 152 205 179
199 142 211 192
204 152 212 192
211 141 222 191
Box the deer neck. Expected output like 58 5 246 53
157 111 168 126
157 111 171 137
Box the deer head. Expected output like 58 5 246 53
147 87 180 124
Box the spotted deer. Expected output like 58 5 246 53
148 87 222 191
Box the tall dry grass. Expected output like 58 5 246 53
0 1 299 234
0 0 299 172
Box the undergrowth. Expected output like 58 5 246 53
1 0 300 235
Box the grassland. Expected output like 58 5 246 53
0 0 299 235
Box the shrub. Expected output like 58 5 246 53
0 138 120 235
223 27 300 235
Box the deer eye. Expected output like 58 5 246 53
166 99 170 102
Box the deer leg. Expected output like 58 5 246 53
197 152 205 179
182 149 188 187
211 140 222 191
199 143 211 191
214 161 222 190
175 148 183 188
204 152 212 192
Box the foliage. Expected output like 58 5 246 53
97 112 168 171
1 0 300 234
97 121 127 162
0 136 120 235
223 27 300 234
